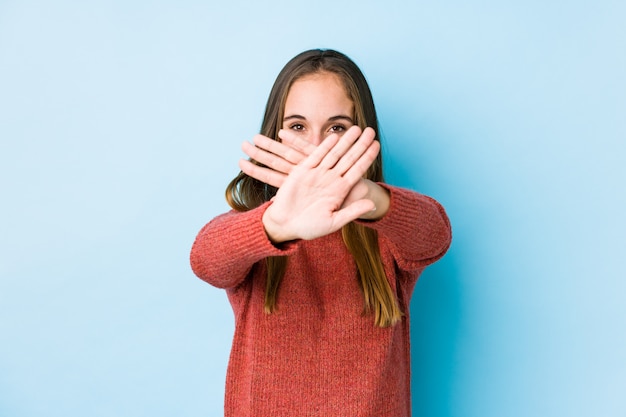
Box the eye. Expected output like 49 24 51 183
289 123 305 131
329 125 346 134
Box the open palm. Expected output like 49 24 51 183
240 126 380 242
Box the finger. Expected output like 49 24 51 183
317 126 363 170
331 198 377 227
252 134 307 165
332 127 376 175
239 159 286 188
342 140 380 184
278 129 317 157
242 141 294 175
300 133 341 169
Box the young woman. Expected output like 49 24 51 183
190 49 452 416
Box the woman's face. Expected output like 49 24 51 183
282 71 355 146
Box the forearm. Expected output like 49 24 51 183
190 204 298 288
357 184 452 268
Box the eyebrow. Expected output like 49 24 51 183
283 114 354 123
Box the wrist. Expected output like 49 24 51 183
262 207 296 244
359 181 390 220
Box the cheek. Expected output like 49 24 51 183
283 127 320 145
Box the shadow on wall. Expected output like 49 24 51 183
379 102 465 416
388 148 463 416
410 255 462 416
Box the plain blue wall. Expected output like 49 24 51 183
1 1 624 416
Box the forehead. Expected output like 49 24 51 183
290 71 347 93
285 72 353 112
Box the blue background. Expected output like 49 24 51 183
1 1 624 416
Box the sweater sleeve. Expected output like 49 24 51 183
189 202 300 289
357 184 452 272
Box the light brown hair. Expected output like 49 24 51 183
225 49 402 327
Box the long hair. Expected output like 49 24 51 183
225 49 402 327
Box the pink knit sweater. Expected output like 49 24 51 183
190 184 451 416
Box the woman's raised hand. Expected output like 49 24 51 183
239 126 380 243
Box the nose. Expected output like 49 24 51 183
309 131 323 146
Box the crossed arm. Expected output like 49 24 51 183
238 126 390 243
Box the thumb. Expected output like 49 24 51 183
332 199 376 226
